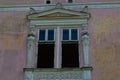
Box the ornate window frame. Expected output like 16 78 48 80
25 4 92 80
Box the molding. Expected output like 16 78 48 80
28 8 90 19
81 66 93 71
24 68 83 72
24 71 33 80
30 19 88 26
0 2 120 11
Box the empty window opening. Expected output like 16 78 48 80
46 0 51 4
62 42 79 68
37 43 54 68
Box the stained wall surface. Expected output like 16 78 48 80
89 8 120 80
0 12 28 80
0 1 120 80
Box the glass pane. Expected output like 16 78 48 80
63 29 69 40
48 29 54 40
39 30 45 40
71 29 78 40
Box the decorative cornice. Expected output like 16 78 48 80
0 2 120 11
29 19 88 26
27 8 90 20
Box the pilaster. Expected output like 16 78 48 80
27 26 35 68
82 24 89 67
24 69 33 80
54 27 61 68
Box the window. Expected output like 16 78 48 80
62 28 78 41
68 0 73 3
62 28 79 67
39 29 54 41
37 29 55 68
37 28 79 68
46 0 51 4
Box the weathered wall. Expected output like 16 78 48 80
89 8 120 80
0 0 119 5
0 4 120 80
0 12 28 80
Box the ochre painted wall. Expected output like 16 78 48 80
89 8 120 80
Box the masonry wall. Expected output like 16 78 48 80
89 8 120 80
0 2 120 80
0 12 28 80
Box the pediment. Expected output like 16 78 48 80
28 8 90 20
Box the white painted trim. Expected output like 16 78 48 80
30 19 87 26
0 2 120 11
83 70 91 80
28 8 89 19
24 71 33 80
78 27 81 67
45 29 48 41
27 36 35 68
54 27 62 68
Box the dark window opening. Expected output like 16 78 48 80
37 43 54 68
46 0 51 4
62 42 79 68
68 0 73 3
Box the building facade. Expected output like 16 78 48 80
0 0 120 80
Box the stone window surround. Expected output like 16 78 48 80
26 24 91 80
27 23 89 68
26 7 92 80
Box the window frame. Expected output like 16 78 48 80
61 28 80 41
38 28 55 42
37 27 80 68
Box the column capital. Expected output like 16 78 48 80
82 23 88 27
82 23 88 34
29 25 35 28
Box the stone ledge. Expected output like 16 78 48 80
24 67 93 72
24 68 83 72
81 66 93 71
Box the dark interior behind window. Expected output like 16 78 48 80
37 43 54 68
62 42 79 68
